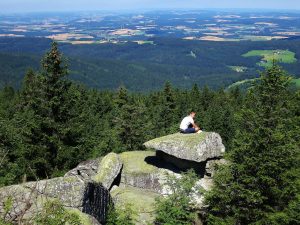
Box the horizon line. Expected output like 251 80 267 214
1 7 300 14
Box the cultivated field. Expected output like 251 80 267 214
243 50 297 67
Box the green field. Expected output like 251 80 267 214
243 50 297 67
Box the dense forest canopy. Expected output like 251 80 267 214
0 37 300 91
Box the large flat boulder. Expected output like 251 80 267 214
144 132 225 163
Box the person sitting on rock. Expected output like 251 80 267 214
180 111 202 134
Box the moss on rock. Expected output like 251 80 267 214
110 186 159 225
146 132 208 149
67 208 100 225
93 152 122 189
120 151 157 175
119 151 176 192
144 132 225 163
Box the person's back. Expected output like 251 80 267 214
180 115 194 130
179 111 201 134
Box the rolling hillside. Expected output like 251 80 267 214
1 37 300 91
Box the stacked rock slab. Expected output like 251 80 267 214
111 132 226 224
144 132 225 163
0 132 226 225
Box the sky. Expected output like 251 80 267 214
1 0 300 13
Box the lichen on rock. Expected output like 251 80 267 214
119 151 179 192
65 158 102 181
110 185 159 225
144 132 225 163
0 176 110 224
92 152 122 190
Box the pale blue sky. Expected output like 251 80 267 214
1 0 300 13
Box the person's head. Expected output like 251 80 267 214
189 111 196 118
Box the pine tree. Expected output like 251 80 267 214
205 63 300 224
0 119 23 187
0 86 15 119
189 84 201 111
203 89 235 146
113 86 147 151
156 82 178 134
200 85 214 111
13 42 77 179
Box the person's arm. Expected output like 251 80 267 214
192 123 200 129
190 118 200 130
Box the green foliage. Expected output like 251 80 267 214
12 42 76 179
34 200 81 225
205 63 300 224
0 41 299 225
0 219 12 225
106 203 136 225
0 196 13 225
113 87 148 152
243 49 297 67
3 197 13 216
0 41 277 193
154 170 199 225
2 37 300 91
0 119 24 187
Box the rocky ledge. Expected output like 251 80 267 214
144 132 225 163
0 132 226 225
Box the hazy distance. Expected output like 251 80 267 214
1 0 300 13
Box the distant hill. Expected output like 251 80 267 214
0 37 300 91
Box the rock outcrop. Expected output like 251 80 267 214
0 176 110 225
144 132 225 163
0 131 226 225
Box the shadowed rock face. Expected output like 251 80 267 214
83 182 112 224
156 150 207 176
0 176 110 225
144 132 225 163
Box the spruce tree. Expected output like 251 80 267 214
203 89 235 146
113 86 147 151
0 119 23 187
156 82 178 135
0 86 15 119
14 42 76 179
205 63 300 224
